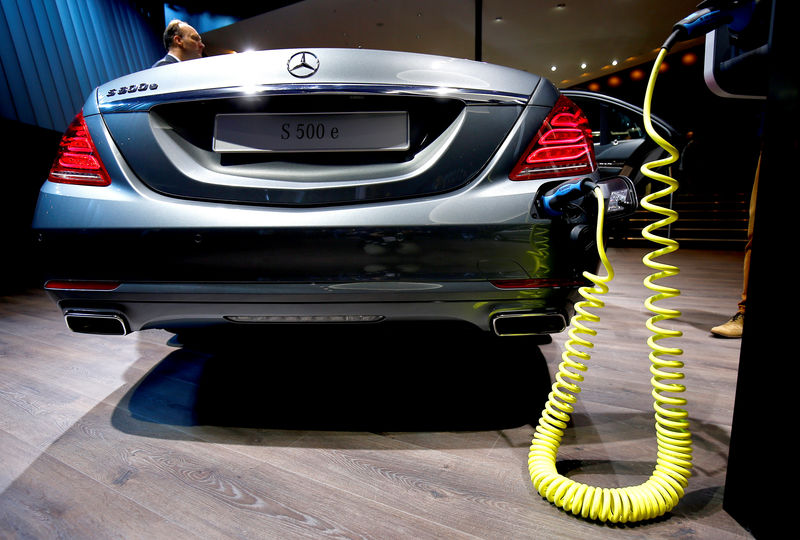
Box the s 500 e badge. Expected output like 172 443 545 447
107 83 158 97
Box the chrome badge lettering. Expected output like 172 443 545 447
106 82 158 97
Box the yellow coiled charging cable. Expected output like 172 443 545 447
527 47 690 523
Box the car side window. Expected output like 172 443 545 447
573 99 604 142
571 96 646 145
606 105 644 141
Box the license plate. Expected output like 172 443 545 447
213 111 410 153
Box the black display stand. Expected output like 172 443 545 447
723 1 792 537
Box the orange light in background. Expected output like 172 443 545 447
607 75 622 87
682 52 698 65
587 82 601 92
659 62 670 73
630 69 645 81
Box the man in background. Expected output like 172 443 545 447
153 19 205 67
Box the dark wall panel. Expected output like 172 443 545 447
0 0 161 132
0 0 162 291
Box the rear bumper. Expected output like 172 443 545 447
34 224 565 282
35 224 585 334
51 283 575 335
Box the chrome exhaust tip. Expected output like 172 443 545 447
64 311 129 335
491 312 566 337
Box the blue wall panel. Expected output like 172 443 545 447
0 0 161 132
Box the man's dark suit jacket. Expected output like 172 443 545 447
152 54 179 68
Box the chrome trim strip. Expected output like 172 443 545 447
98 84 530 113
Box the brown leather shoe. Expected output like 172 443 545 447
711 312 744 338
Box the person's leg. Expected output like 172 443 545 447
711 154 759 338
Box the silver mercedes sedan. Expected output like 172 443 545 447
33 48 636 338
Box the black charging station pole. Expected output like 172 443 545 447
723 0 792 537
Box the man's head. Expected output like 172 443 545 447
163 20 204 61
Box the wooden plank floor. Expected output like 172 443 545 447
0 247 752 538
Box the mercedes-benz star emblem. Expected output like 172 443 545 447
287 51 319 78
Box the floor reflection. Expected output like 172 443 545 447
122 322 554 433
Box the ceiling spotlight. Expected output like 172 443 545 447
550 65 557 71
580 62 587 69
611 59 619 66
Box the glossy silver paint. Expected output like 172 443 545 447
33 48 597 335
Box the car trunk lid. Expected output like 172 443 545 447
97 48 542 207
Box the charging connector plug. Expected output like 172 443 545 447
541 178 597 217
665 1 756 50
674 8 733 39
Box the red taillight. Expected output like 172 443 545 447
44 280 120 291
48 111 111 186
509 95 596 180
